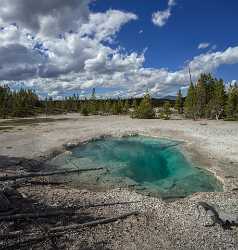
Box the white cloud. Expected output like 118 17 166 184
0 2 139 82
7 45 238 99
189 46 238 73
198 43 210 49
168 0 176 7
152 0 176 27
80 10 137 42
0 0 91 37
152 9 171 27
198 43 218 52
0 0 238 99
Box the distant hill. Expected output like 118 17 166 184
160 95 177 101
151 96 176 106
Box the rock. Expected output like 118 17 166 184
64 142 78 149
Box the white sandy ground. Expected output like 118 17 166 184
0 114 238 189
0 114 238 161
0 114 238 249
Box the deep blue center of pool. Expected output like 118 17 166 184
51 136 222 199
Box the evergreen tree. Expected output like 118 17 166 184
184 82 197 120
0 85 11 118
89 88 97 114
0 73 237 121
161 101 171 120
123 99 129 114
206 79 225 120
132 91 155 119
132 99 138 109
225 84 238 120
111 102 118 115
104 99 111 114
195 77 207 118
175 89 183 114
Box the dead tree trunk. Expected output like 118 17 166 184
0 167 104 181
0 211 139 242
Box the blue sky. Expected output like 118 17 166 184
92 0 238 79
0 0 238 98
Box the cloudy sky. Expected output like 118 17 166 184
0 0 238 99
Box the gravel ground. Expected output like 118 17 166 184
16 185 238 250
0 114 238 249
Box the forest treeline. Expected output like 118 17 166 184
180 73 238 120
0 73 238 120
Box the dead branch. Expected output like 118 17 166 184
50 211 139 233
0 201 139 222
0 210 81 222
0 211 139 242
0 201 140 222
0 167 104 181
80 200 142 209
26 180 66 186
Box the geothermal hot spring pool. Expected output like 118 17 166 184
50 136 222 199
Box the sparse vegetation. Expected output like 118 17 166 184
131 91 155 119
1 73 238 120
184 73 237 120
160 101 171 120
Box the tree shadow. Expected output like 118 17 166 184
0 155 123 249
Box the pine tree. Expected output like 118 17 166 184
195 76 207 118
225 84 238 120
104 99 111 114
206 79 225 120
0 85 11 118
132 91 155 119
132 99 138 109
111 102 118 115
162 101 171 119
184 82 197 120
123 100 129 113
89 88 97 114
175 89 183 114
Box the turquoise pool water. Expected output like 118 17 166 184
50 136 222 199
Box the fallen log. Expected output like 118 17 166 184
0 210 81 222
0 201 141 222
0 167 104 181
81 200 142 209
27 180 66 186
50 211 139 233
0 211 139 248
